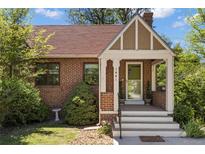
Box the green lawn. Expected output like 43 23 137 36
0 122 80 145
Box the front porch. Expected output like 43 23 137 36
98 15 174 121
99 56 173 121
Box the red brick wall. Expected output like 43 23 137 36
100 114 117 123
100 92 114 111
36 58 98 107
152 91 166 110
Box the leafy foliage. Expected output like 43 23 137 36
0 9 53 80
97 121 112 136
63 82 98 126
186 8 205 58
67 8 150 24
184 120 204 138
174 103 195 126
145 81 152 99
0 79 50 127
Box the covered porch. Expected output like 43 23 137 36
99 51 174 115
98 15 174 121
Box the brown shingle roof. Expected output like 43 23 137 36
35 25 124 57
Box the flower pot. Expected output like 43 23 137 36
144 99 152 105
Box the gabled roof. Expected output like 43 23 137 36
35 25 124 58
100 15 174 56
36 15 174 58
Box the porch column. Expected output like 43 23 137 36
166 56 174 113
113 59 120 112
151 64 156 91
100 58 107 92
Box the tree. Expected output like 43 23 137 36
187 8 205 58
66 8 150 24
0 9 53 80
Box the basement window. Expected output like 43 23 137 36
84 63 99 85
36 63 60 86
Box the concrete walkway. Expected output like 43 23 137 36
113 137 205 145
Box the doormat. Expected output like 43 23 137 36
139 136 165 142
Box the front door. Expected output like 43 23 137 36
126 62 143 100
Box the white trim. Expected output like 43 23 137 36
98 58 101 123
152 64 156 91
100 111 118 114
166 57 174 112
113 59 120 112
125 62 143 101
135 20 138 50
100 50 172 60
151 59 164 65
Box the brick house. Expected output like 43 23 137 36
36 12 185 137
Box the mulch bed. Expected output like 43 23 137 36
71 130 113 145
139 136 165 142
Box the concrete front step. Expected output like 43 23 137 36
121 111 169 116
113 128 186 137
118 116 173 122
114 122 180 129
125 100 145 105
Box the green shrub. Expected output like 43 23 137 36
184 120 204 138
63 82 98 126
97 121 112 136
0 79 50 127
174 103 195 127
175 67 205 122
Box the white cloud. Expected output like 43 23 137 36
35 8 63 19
172 21 186 28
152 8 175 19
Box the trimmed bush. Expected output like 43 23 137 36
63 82 98 126
0 79 50 127
97 121 112 136
184 120 204 138
174 103 195 127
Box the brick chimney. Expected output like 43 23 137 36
143 12 153 27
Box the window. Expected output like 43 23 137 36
36 63 60 85
84 63 99 85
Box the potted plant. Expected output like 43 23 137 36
144 81 152 105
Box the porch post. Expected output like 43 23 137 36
100 58 107 92
113 59 120 112
166 56 174 113
151 64 156 91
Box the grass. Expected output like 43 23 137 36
0 121 80 145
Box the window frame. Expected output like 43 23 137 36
83 62 99 85
35 62 60 86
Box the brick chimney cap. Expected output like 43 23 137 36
143 12 154 16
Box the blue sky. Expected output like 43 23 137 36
30 8 196 48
